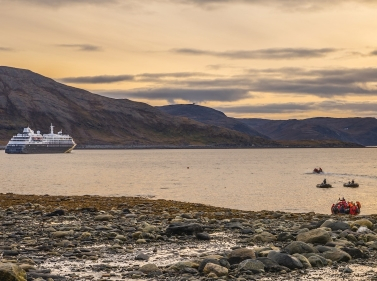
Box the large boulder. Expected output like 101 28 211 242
94 214 114 221
227 248 256 265
277 232 294 242
203 263 228 277
297 228 332 244
139 264 162 276
198 259 229 272
322 250 352 262
253 231 277 243
292 254 312 269
307 255 327 267
267 251 303 270
351 219 373 229
0 263 27 281
341 247 369 259
168 261 199 271
320 220 350 231
284 241 318 255
256 257 289 272
238 259 265 273
165 223 203 235
224 222 244 229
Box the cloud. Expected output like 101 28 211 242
0 47 14 51
55 44 102 52
137 72 214 81
96 88 251 103
59 72 211 84
3 0 118 7
172 48 338 60
60 75 134 84
242 67 377 97
173 0 377 11
62 67 377 101
370 50 377 56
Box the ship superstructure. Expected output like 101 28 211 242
5 124 76 154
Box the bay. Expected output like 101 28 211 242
1 148 376 214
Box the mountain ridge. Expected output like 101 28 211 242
0 66 272 147
157 104 374 146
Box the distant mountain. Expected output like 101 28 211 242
0 66 273 147
156 104 366 147
240 117 377 146
157 104 268 138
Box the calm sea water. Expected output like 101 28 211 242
1 148 376 215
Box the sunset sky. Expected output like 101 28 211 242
2 0 377 119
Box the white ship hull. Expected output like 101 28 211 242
5 124 76 154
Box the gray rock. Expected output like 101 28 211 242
203 263 228 277
94 214 114 221
267 251 303 270
253 231 277 243
198 259 220 272
139 263 162 275
241 228 254 234
238 259 265 273
169 261 199 271
284 241 318 255
292 253 312 269
351 219 373 229
308 255 327 267
296 228 332 245
277 232 294 242
135 253 150 261
0 262 27 281
227 248 256 265
45 209 65 217
320 219 350 231
321 250 352 262
165 223 203 235
315 245 335 253
51 230 74 238
196 232 211 240
340 247 369 259
2 251 19 257
257 257 289 272
224 222 244 229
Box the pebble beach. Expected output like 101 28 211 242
1 193 377 281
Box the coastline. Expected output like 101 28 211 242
1 193 377 280
0 144 366 150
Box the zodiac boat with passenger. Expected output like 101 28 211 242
5 124 76 154
343 181 359 188
331 198 361 215
313 167 323 174
316 183 332 188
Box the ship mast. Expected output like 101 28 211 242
50 123 54 134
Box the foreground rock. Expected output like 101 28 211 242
0 263 27 281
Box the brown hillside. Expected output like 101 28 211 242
0 66 272 147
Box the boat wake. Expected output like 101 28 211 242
319 172 377 180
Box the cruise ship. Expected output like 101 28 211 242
5 124 76 154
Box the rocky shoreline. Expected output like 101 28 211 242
1 193 377 281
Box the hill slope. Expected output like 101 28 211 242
0 66 272 147
157 104 268 138
240 118 377 146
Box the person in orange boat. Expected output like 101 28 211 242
356 201 361 209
